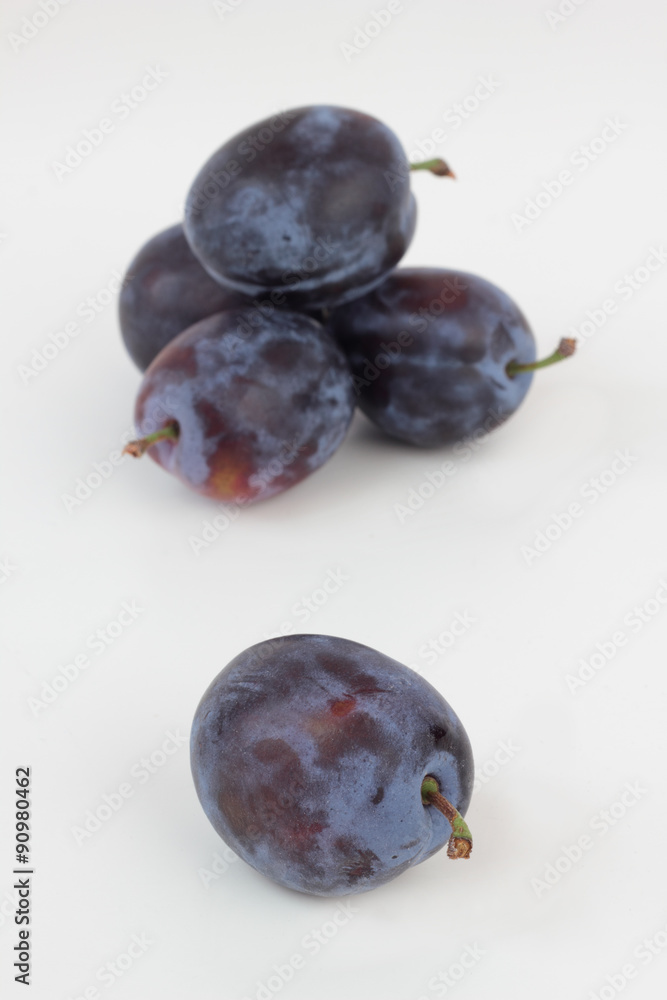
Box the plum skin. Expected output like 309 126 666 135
328 268 537 447
118 223 250 371
184 105 417 309
133 309 355 503
190 634 474 896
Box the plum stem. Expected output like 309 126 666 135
410 158 456 179
506 337 576 377
421 776 472 859
123 421 179 458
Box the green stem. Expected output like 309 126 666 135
421 776 472 859
507 337 576 377
410 158 456 179
123 421 179 458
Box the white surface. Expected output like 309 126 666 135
2 1 667 997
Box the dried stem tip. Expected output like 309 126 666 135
506 337 577 377
123 421 179 458
421 775 473 860
410 158 456 179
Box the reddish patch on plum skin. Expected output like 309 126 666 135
145 338 199 379
313 710 400 774
194 397 229 440
286 819 326 846
198 435 312 503
222 738 328 865
330 695 356 717
203 453 253 501
395 271 469 315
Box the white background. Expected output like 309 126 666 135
2 1 667 997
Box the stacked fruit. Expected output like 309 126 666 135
120 104 574 501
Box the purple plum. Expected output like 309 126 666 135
183 106 420 309
328 268 574 448
124 309 355 503
119 223 249 371
190 634 474 896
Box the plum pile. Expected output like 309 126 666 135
120 104 574 503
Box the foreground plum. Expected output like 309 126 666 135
184 106 451 310
124 310 355 503
328 268 575 447
191 634 474 896
119 223 250 371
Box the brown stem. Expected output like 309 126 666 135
410 158 456 179
123 421 179 458
421 776 472 859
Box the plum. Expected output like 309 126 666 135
328 268 575 447
190 634 474 896
119 223 250 371
183 105 423 309
124 309 355 503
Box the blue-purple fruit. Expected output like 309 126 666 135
191 634 474 896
